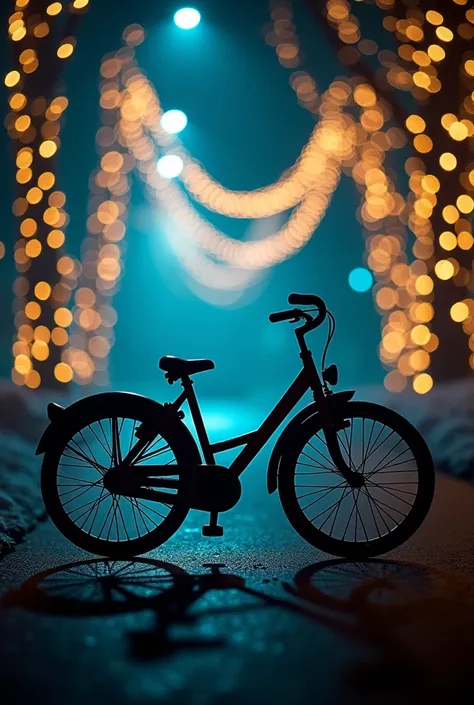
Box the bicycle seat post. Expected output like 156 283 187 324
180 376 225 538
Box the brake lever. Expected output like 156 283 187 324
289 309 314 325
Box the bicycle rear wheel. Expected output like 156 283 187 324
42 394 199 558
279 401 434 558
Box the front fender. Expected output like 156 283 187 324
266 390 355 494
35 392 197 458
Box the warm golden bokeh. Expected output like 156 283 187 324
54 308 73 327
7 2 473 391
439 152 457 171
39 140 58 158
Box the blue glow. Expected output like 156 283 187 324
160 109 188 134
348 267 373 293
156 154 183 179
174 7 201 30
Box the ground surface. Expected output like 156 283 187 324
1 458 474 705
1 390 474 705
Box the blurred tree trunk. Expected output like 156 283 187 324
307 0 474 383
9 0 81 389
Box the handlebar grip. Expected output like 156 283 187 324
288 293 327 330
288 293 326 312
269 309 298 323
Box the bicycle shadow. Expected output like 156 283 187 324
287 558 474 700
3 555 474 684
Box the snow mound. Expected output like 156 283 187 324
0 382 47 558
0 431 45 557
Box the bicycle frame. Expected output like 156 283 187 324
116 338 356 497
168 349 327 478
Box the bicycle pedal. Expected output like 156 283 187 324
202 525 224 537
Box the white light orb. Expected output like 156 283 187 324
156 154 184 179
160 109 188 134
173 7 201 30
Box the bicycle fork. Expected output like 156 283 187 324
320 405 364 488
309 377 363 488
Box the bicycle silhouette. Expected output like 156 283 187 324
37 294 434 559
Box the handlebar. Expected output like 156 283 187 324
268 293 327 334
269 309 299 324
288 293 326 311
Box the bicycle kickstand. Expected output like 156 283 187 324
202 511 224 537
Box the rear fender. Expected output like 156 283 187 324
35 392 197 458
266 390 355 494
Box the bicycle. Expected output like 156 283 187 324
37 293 435 559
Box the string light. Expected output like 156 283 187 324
8 0 90 387
8 0 472 390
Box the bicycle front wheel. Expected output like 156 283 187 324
279 401 435 559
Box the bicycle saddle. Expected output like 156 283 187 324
159 356 215 378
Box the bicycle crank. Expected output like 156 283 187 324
103 463 242 513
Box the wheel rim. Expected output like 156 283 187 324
294 414 420 546
56 417 179 544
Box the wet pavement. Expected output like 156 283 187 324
1 457 474 705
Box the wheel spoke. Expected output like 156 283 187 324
69 492 110 524
88 423 113 461
116 499 130 541
328 484 350 537
365 479 415 506
61 477 103 507
79 487 106 531
307 438 339 471
341 490 357 540
134 444 171 464
361 487 405 521
86 487 107 535
364 441 410 480
63 442 107 474
301 482 345 512
55 414 180 544
360 424 390 469
300 450 336 474
98 420 112 456
293 408 424 547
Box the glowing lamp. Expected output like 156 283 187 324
174 7 201 30
157 154 183 179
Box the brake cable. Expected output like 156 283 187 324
321 311 336 373
300 305 336 374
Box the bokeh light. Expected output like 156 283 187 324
174 7 201 30
160 109 188 134
157 154 184 179
348 267 373 293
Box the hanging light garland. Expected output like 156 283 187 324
63 17 356 384
33 0 473 392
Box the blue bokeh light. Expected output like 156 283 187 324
156 154 184 179
160 109 188 134
348 267 373 293
174 7 201 30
